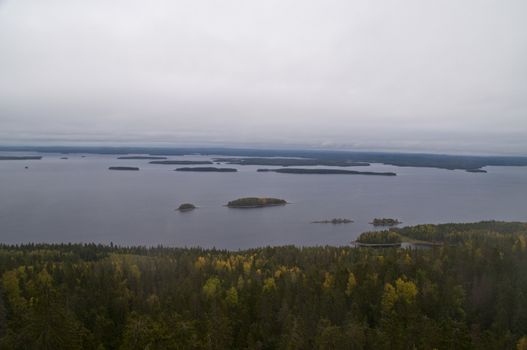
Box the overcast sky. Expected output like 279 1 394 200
0 0 526 154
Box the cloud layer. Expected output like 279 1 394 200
1 0 526 154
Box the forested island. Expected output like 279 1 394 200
258 168 397 176
151 160 213 165
371 218 401 226
1 221 527 349
108 166 140 171
117 156 167 160
466 169 487 173
175 167 237 172
214 157 370 167
227 197 287 208
312 218 354 224
176 203 196 212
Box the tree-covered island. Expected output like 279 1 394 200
176 203 196 212
227 197 287 208
371 218 402 226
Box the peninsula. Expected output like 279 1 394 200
227 197 287 208
354 230 403 247
175 167 237 172
108 166 139 171
257 168 396 176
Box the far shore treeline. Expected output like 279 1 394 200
2 145 527 171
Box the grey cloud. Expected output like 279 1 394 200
0 0 526 154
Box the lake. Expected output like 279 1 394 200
1 152 526 249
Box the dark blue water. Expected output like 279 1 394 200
1 153 526 249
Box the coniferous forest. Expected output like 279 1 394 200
1 222 527 349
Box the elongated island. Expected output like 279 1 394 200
370 218 401 226
257 168 396 176
151 160 213 165
312 218 353 224
108 166 140 171
175 167 237 172
227 197 287 208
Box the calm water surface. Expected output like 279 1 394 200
1 153 526 249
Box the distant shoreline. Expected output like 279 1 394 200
1 145 527 171
0 156 42 160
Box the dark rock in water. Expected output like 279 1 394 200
25 166 29 169
175 167 237 172
177 203 196 212
109 166 139 171
61 157 68 159
227 197 287 208
466 169 487 173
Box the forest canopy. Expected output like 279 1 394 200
1 221 527 349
